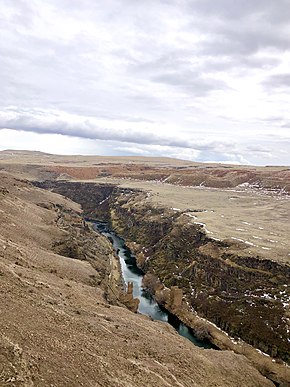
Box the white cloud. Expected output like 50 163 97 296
0 0 289 165
0 129 106 155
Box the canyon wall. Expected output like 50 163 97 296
109 189 290 363
35 180 290 385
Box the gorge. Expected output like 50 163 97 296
34 179 290 385
1 151 290 386
92 220 215 349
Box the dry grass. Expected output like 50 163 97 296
0 173 275 386
96 177 290 265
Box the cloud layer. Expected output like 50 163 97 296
0 0 290 164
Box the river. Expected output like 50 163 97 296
93 220 215 349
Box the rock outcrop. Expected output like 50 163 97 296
34 181 290 385
119 281 140 313
1 174 278 386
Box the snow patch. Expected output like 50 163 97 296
99 196 110 205
185 213 197 219
256 349 270 357
231 237 255 247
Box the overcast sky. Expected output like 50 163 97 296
1 0 290 165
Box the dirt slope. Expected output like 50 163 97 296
0 172 275 387
1 150 290 193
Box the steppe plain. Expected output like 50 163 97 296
2 150 289 265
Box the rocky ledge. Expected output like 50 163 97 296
35 180 290 386
0 173 279 386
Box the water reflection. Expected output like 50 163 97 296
93 220 215 348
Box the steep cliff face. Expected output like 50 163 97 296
110 190 290 364
35 181 290 365
5 176 278 387
34 180 116 221
31 181 290 385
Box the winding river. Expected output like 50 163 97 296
93 221 215 349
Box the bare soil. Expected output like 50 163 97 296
0 172 275 386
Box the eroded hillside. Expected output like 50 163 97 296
35 180 290 386
1 150 290 193
1 173 278 387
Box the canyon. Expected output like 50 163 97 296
1 150 290 386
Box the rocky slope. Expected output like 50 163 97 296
46 164 290 193
1 150 290 193
35 180 290 386
0 173 277 387
109 191 290 356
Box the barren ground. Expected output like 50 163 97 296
1 150 289 265
96 177 290 265
0 150 289 386
0 172 276 386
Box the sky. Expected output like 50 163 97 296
0 0 290 165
